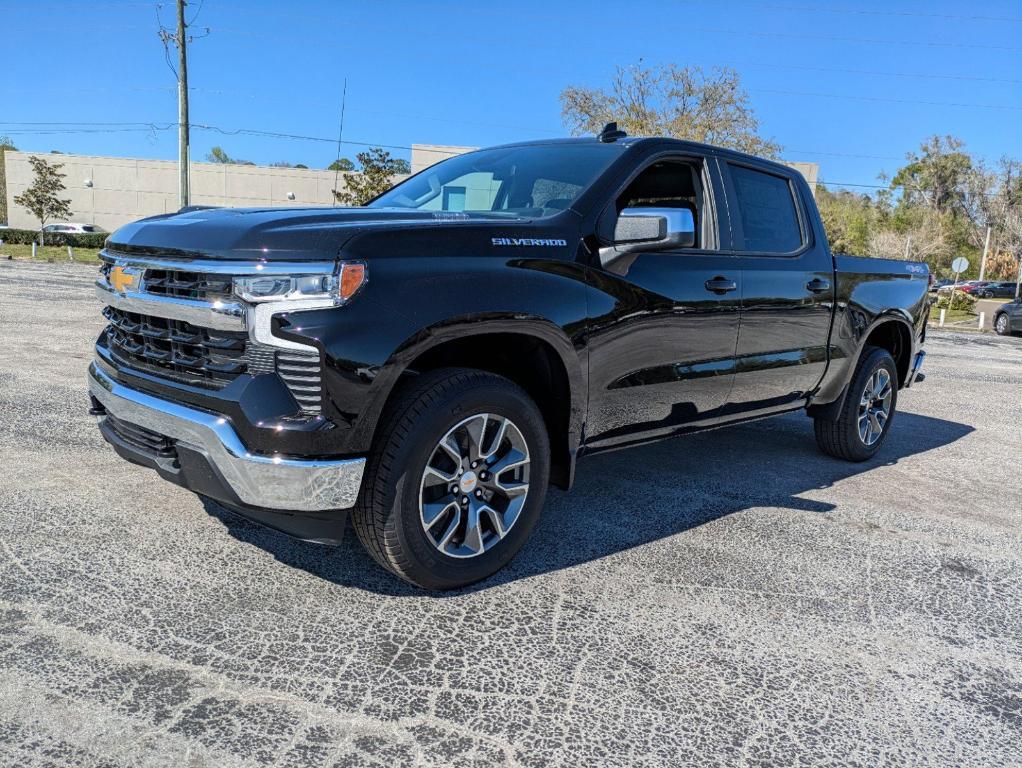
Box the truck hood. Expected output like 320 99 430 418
106 206 524 261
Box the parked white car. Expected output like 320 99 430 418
42 223 105 234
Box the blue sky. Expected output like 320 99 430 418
3 0 1020 192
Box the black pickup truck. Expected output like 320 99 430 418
89 127 928 589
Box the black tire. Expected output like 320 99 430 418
814 346 898 462
351 368 550 590
994 312 1011 336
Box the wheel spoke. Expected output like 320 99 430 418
858 413 870 443
874 371 890 398
438 435 463 465
494 479 529 498
422 500 457 529
489 448 528 477
480 504 506 539
869 411 883 438
462 505 484 555
436 507 462 549
463 414 489 461
482 417 509 460
424 465 456 484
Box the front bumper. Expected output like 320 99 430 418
89 362 365 542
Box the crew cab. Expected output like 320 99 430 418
89 128 928 589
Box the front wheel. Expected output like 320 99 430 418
352 368 550 590
814 346 898 462
995 313 1011 336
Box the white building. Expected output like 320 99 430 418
3 144 817 232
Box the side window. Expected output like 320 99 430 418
615 160 705 249
729 164 802 253
531 178 583 211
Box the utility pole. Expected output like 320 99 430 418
176 0 190 208
903 235 912 260
978 225 991 281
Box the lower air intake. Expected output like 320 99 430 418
275 349 322 414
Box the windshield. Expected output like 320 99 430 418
370 143 624 218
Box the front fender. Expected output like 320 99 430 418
275 255 590 457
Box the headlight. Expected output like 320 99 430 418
233 261 367 304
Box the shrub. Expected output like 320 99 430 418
0 227 107 248
935 291 977 312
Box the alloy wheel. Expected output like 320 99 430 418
858 368 893 446
418 413 530 559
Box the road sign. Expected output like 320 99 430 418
951 256 969 274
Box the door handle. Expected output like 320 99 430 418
806 278 831 293
704 277 738 294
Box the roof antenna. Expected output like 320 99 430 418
597 121 627 143
332 77 348 206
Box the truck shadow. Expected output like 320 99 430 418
202 410 973 596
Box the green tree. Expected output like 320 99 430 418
815 185 878 255
0 135 17 225
560 62 781 158
890 135 973 216
332 148 405 206
13 155 72 244
205 146 253 165
327 157 355 172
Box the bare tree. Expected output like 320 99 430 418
560 62 781 157
869 212 947 264
999 209 1022 296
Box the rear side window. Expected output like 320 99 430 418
729 164 802 253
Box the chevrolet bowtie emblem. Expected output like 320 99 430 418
109 265 140 293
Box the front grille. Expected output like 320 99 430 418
105 413 176 458
103 306 248 389
275 350 323 414
143 268 233 301
98 257 324 414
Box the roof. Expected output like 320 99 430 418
481 135 795 174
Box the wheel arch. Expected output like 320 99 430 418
861 314 914 388
355 316 585 490
809 313 914 422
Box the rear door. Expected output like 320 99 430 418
584 151 742 449
719 160 834 418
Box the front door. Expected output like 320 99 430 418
583 155 741 450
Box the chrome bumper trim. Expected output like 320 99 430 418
88 362 364 511
96 280 247 331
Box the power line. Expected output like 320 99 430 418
728 60 1021 86
684 26 1022 51
753 89 1022 111
3 121 1015 197
690 1 1022 23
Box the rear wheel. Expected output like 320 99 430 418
352 368 550 590
814 346 898 462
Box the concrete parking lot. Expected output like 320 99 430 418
1 259 1021 767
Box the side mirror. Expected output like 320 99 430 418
600 207 696 272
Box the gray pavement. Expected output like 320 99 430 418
2 259 1021 767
